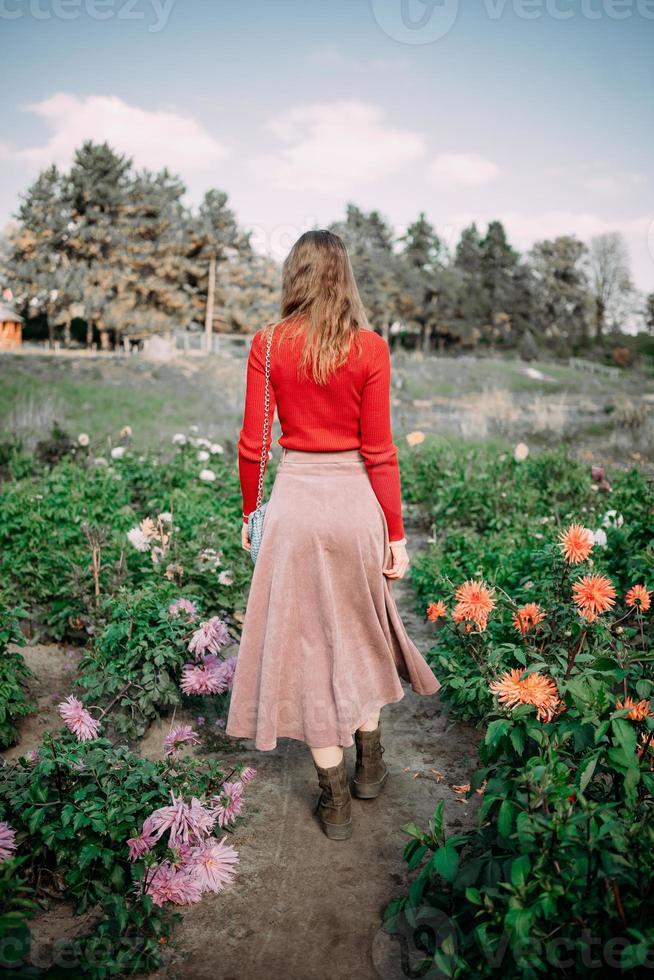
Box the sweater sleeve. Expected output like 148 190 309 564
359 337 405 542
237 330 276 524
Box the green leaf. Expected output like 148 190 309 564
431 845 459 883
429 801 445 841
578 753 599 793
510 855 531 889
497 799 515 838
485 719 510 747
406 841 428 871
465 887 482 905
401 822 426 842
509 725 525 756
612 718 637 754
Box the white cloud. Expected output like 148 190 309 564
0 93 228 175
429 152 500 188
251 100 426 194
585 172 644 196
304 45 404 73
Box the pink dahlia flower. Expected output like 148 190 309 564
238 767 257 784
180 656 228 695
218 656 237 691
187 837 239 893
211 781 244 829
164 725 200 757
58 695 100 742
0 822 17 862
143 794 216 848
127 833 156 862
145 861 203 907
188 617 230 658
168 598 198 622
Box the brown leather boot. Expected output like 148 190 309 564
352 724 389 799
313 756 353 840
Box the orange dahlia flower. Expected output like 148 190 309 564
637 732 654 769
426 601 447 622
572 573 616 621
452 606 485 632
625 584 651 613
559 524 594 564
489 668 564 722
616 697 653 722
512 603 546 636
453 579 496 629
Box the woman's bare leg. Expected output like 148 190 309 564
357 709 381 732
310 745 343 768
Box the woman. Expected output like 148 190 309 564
226 230 440 840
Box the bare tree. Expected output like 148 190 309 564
588 232 633 336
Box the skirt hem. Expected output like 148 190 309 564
226 690 407 752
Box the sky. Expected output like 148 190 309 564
1 0 653 291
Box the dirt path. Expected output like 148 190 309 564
3 644 83 763
155 525 481 980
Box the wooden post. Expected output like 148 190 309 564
204 253 216 354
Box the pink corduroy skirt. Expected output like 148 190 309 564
226 448 441 751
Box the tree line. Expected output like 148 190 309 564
329 207 649 355
1 140 651 354
0 142 278 349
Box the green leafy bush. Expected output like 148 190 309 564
400 442 597 532
388 443 654 977
0 733 243 977
402 442 653 621
0 597 33 749
0 857 37 976
0 437 256 639
76 584 195 740
76 584 235 741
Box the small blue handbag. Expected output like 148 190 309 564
247 326 274 564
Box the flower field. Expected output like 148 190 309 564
387 441 654 976
0 427 261 976
0 416 652 977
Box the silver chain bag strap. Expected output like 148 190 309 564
247 325 274 564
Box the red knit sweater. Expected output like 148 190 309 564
237 324 405 541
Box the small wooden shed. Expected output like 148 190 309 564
0 302 23 350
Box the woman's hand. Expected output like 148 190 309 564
241 522 251 553
383 539 409 580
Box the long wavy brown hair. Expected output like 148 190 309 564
274 230 369 385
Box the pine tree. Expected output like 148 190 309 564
2 165 72 345
65 142 132 348
452 223 485 344
398 213 446 351
217 253 281 333
116 169 193 341
528 236 592 350
188 190 247 348
329 204 399 338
